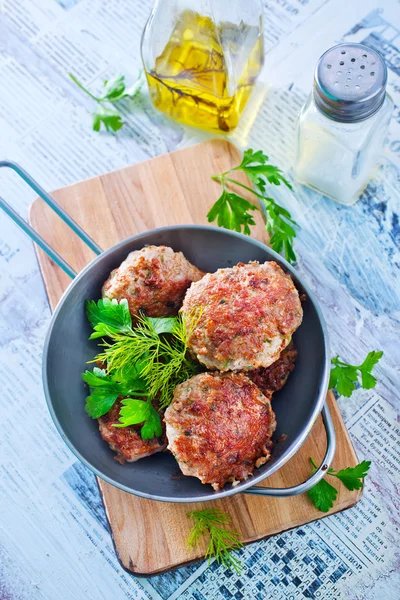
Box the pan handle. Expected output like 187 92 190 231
244 402 336 497
0 160 102 279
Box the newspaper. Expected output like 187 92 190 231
0 1 399 599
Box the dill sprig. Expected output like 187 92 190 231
92 309 201 409
186 509 244 574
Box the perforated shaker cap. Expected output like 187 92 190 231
314 43 387 122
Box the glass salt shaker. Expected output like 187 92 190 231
294 43 393 205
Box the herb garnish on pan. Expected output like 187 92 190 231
81 298 200 438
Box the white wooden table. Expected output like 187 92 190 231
0 1 399 599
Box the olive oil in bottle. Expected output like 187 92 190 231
144 10 263 133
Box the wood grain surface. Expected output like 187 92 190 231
29 139 361 575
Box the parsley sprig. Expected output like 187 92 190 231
308 458 371 512
81 366 147 418
186 509 243 574
115 397 163 438
81 366 162 439
69 71 144 132
208 148 298 263
329 351 383 398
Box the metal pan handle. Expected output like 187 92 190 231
244 402 336 497
0 160 102 279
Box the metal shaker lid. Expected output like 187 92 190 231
314 43 387 122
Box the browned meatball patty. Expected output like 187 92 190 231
102 245 204 318
180 261 302 371
98 400 166 463
247 341 297 399
164 372 276 491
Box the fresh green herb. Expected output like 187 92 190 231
308 458 371 512
82 299 200 437
86 300 201 410
329 351 383 398
81 359 162 438
94 311 200 409
308 477 338 513
114 397 163 439
139 403 163 439
81 367 147 418
209 148 298 263
92 106 124 133
69 71 144 132
186 509 243 574
329 460 371 490
86 298 132 335
239 148 293 189
207 190 257 235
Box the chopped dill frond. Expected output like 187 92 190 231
91 308 202 409
186 509 243 574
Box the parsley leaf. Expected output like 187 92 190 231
308 478 338 512
81 367 147 418
69 71 144 132
146 316 177 335
331 460 371 491
239 148 269 168
82 366 161 438
207 189 257 235
329 362 358 397
262 197 297 264
237 148 293 190
359 351 383 389
186 509 243 574
329 351 383 397
140 404 163 439
82 367 121 418
307 457 371 512
100 75 127 101
100 73 144 102
86 298 132 335
82 369 161 438
92 105 123 132
113 398 162 439
209 148 298 263
113 398 151 427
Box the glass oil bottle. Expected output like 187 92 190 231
141 1 264 133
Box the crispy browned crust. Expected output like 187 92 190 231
98 400 166 463
164 372 276 490
247 341 297 399
180 261 303 371
102 245 204 318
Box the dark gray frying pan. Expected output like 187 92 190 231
0 161 335 502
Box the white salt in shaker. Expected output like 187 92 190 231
294 43 393 205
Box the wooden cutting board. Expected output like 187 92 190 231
30 139 361 575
